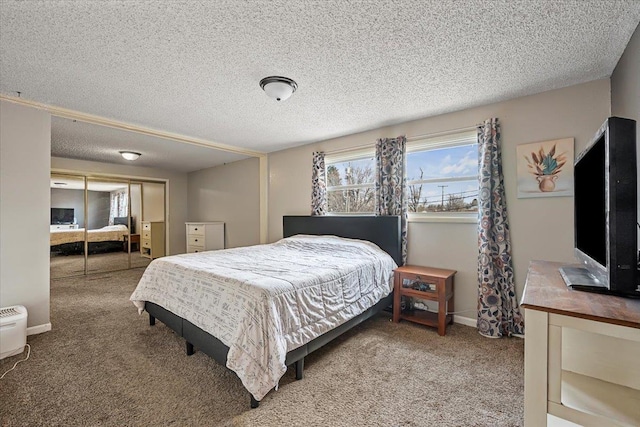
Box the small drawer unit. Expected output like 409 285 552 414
393 265 456 336
140 221 165 259
185 222 224 253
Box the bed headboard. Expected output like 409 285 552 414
282 215 402 266
114 216 135 234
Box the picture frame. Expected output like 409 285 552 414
516 137 574 198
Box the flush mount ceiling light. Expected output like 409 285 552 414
259 76 298 101
119 151 141 161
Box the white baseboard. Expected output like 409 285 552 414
453 315 476 328
452 315 524 339
27 323 51 336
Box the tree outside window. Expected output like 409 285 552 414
326 157 375 213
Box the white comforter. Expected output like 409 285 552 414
50 224 128 246
129 234 397 400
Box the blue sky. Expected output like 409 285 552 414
406 144 477 180
328 143 478 205
407 144 478 205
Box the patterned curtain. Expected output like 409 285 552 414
477 118 524 337
375 136 407 265
311 151 327 216
109 190 128 225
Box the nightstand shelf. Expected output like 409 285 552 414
399 309 453 330
393 265 456 336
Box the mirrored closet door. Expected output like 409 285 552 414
50 173 166 278
129 182 147 269
50 174 86 279
86 178 131 274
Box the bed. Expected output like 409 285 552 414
130 215 402 408
50 217 133 255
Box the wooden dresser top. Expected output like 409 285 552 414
521 260 640 329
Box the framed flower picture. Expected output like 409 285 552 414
516 138 574 198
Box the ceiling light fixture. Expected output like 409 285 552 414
119 151 141 161
259 76 297 101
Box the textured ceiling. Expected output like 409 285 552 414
50 117 248 173
2 0 640 170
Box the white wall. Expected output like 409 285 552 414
51 157 188 255
142 182 165 223
130 183 142 234
268 79 611 324
0 101 51 329
187 157 260 249
611 22 640 250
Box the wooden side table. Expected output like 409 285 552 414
393 265 456 336
123 233 140 252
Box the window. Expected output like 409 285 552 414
324 130 478 219
406 131 478 221
326 149 375 214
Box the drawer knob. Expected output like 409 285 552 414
195 250 199 253
195 228 198 231
195 239 198 242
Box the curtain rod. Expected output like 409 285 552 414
324 124 481 155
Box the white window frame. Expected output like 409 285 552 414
325 147 376 215
406 130 478 223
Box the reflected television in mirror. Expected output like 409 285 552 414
51 207 74 224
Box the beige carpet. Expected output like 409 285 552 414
50 251 151 279
0 269 524 426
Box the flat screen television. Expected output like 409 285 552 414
51 207 75 225
560 116 639 297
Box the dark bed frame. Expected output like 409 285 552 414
144 215 402 408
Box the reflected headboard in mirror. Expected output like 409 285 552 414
114 216 135 234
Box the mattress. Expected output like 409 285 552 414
129 234 397 400
50 224 128 246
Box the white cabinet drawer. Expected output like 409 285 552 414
187 224 205 236
142 222 151 231
141 239 151 249
188 235 205 246
185 222 224 253
142 231 151 239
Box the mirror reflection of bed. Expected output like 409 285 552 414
50 175 164 279
86 178 130 274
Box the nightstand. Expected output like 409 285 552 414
393 265 456 336
123 233 140 252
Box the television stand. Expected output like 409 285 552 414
521 260 640 427
50 223 79 231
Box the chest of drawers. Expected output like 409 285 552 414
140 221 165 259
185 222 224 253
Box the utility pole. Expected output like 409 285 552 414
438 185 448 210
